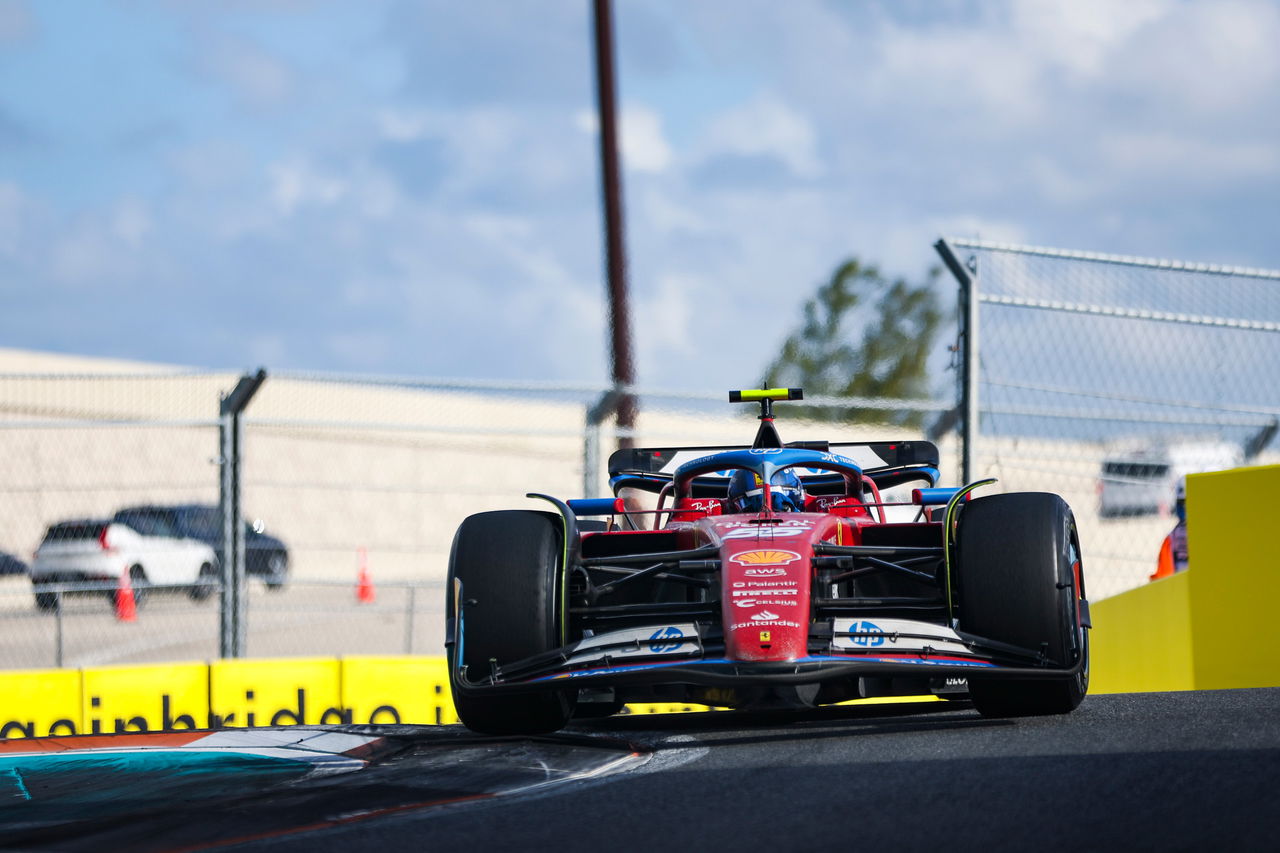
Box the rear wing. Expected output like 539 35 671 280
608 440 940 494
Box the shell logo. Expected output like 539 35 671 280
729 549 802 566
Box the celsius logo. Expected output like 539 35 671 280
851 620 885 647
648 626 685 653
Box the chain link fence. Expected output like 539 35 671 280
0 368 951 670
937 238 1280 599
6 240 1272 667
0 367 227 667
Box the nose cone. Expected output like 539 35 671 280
715 517 823 661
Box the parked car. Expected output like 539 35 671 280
0 551 28 576
112 504 289 590
30 518 219 610
1098 440 1242 518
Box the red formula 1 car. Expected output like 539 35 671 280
446 388 1090 734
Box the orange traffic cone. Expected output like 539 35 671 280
116 566 137 622
356 547 375 604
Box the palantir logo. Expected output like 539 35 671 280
851 620 885 647
648 626 685 653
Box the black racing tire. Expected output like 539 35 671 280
446 509 576 735
188 562 217 602
955 492 1089 717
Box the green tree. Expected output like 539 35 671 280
762 257 943 427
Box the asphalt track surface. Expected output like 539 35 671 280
6 687 1279 852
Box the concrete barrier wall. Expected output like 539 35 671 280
1091 464 1280 693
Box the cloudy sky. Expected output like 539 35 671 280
1 0 1277 392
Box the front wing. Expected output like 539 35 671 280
447 616 1086 697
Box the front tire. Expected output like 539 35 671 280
956 493 1089 717
446 510 576 735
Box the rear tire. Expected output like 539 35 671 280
446 510 576 735
956 493 1089 717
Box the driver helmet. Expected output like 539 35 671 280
727 468 806 513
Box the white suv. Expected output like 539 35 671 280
30 517 219 610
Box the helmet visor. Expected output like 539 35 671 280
734 488 802 513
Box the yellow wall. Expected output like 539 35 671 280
1090 465 1280 694
1089 570 1193 693
1 657 459 738
1187 465 1280 689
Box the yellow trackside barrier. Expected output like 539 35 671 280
83 662 209 734
1090 465 1280 694
210 658 343 728
341 656 459 726
0 668 82 738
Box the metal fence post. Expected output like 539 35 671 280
218 369 266 659
404 584 417 654
584 389 623 499
54 590 63 668
935 239 980 484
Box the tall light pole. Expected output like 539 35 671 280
592 0 637 448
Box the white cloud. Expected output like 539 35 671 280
111 198 152 246
1112 0 1280 113
268 159 348 215
1099 133 1280 182
638 187 711 236
694 94 822 177
1009 0 1169 78
203 34 297 109
376 108 431 142
620 105 673 174
0 0 32 44
636 273 699 364
0 182 34 255
575 103 673 174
